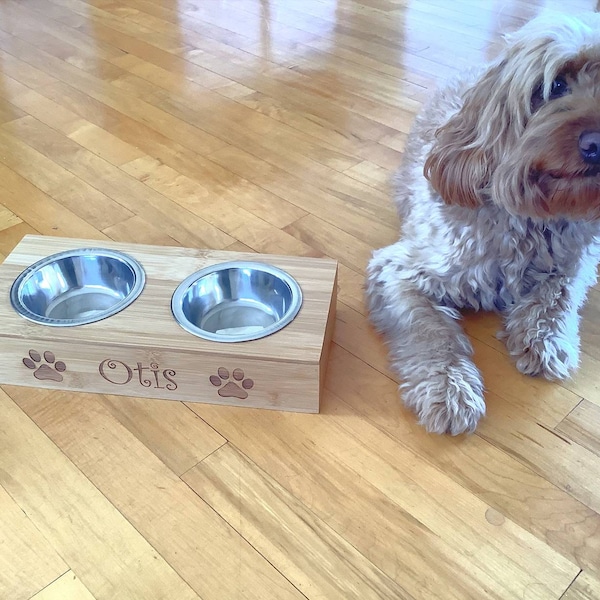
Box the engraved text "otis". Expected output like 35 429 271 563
99 359 177 390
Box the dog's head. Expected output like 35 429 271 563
424 13 600 220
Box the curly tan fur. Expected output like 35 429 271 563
366 12 600 435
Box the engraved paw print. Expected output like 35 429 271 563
209 367 254 399
23 350 66 382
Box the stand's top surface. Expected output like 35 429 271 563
0 236 338 364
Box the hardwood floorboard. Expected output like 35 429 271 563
186 396 579 600
0 484 68 600
184 443 410 600
557 400 600 458
1 1 600 598
98 394 227 476
0 389 201 600
563 571 600 600
30 572 98 600
9 386 307 600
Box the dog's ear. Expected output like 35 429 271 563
424 60 514 208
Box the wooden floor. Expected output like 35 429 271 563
1 0 600 598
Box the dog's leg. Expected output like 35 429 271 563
366 246 486 435
501 272 593 379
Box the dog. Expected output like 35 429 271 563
366 12 600 435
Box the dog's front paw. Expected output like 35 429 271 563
502 299 581 380
403 359 486 435
509 335 578 380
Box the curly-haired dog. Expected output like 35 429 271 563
366 13 600 435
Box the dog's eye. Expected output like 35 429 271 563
531 76 571 111
549 76 570 99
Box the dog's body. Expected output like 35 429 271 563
366 13 600 435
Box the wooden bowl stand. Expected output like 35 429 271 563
0 236 338 413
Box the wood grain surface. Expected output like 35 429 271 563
1 1 599 599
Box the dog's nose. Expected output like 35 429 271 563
579 131 600 164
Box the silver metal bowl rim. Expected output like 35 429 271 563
10 248 146 327
171 260 303 343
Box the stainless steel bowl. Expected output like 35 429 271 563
10 248 146 326
171 261 303 342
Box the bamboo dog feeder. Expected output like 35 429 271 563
0 236 338 413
